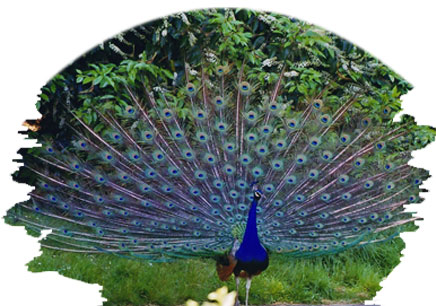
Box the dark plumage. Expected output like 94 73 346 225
217 190 269 305
234 191 269 275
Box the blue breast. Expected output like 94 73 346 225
235 199 268 263
235 241 267 263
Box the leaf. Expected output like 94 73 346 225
100 77 108 88
83 77 93 84
94 123 105 133
99 95 115 100
248 53 255 64
161 69 174 79
327 47 335 58
106 77 115 88
40 93 49 101
93 75 103 85
297 84 308 95
83 113 92 125
114 105 122 114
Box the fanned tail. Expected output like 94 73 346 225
6 9 435 260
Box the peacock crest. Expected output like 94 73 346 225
6 8 435 277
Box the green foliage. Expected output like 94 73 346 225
31 8 433 154
76 63 117 88
37 74 66 110
29 238 404 306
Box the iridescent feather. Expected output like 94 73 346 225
6 9 434 267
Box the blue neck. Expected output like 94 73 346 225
235 197 267 262
241 199 261 247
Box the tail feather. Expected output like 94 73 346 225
7 9 433 260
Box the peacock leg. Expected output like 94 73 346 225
234 276 240 306
245 278 252 306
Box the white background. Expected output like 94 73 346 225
0 1 435 305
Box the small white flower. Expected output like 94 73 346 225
350 85 361 93
285 70 299 78
351 63 361 72
206 79 214 87
205 52 217 63
179 13 190 25
189 32 197 46
262 58 273 67
115 34 125 42
267 15 277 22
161 29 167 37
258 15 269 24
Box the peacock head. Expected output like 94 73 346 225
253 189 263 201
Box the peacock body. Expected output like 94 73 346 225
6 8 435 305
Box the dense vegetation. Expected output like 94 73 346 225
19 9 436 148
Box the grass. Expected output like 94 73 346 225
27 238 405 306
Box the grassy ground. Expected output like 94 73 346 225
27 238 405 306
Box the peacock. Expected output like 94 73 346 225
6 8 436 306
